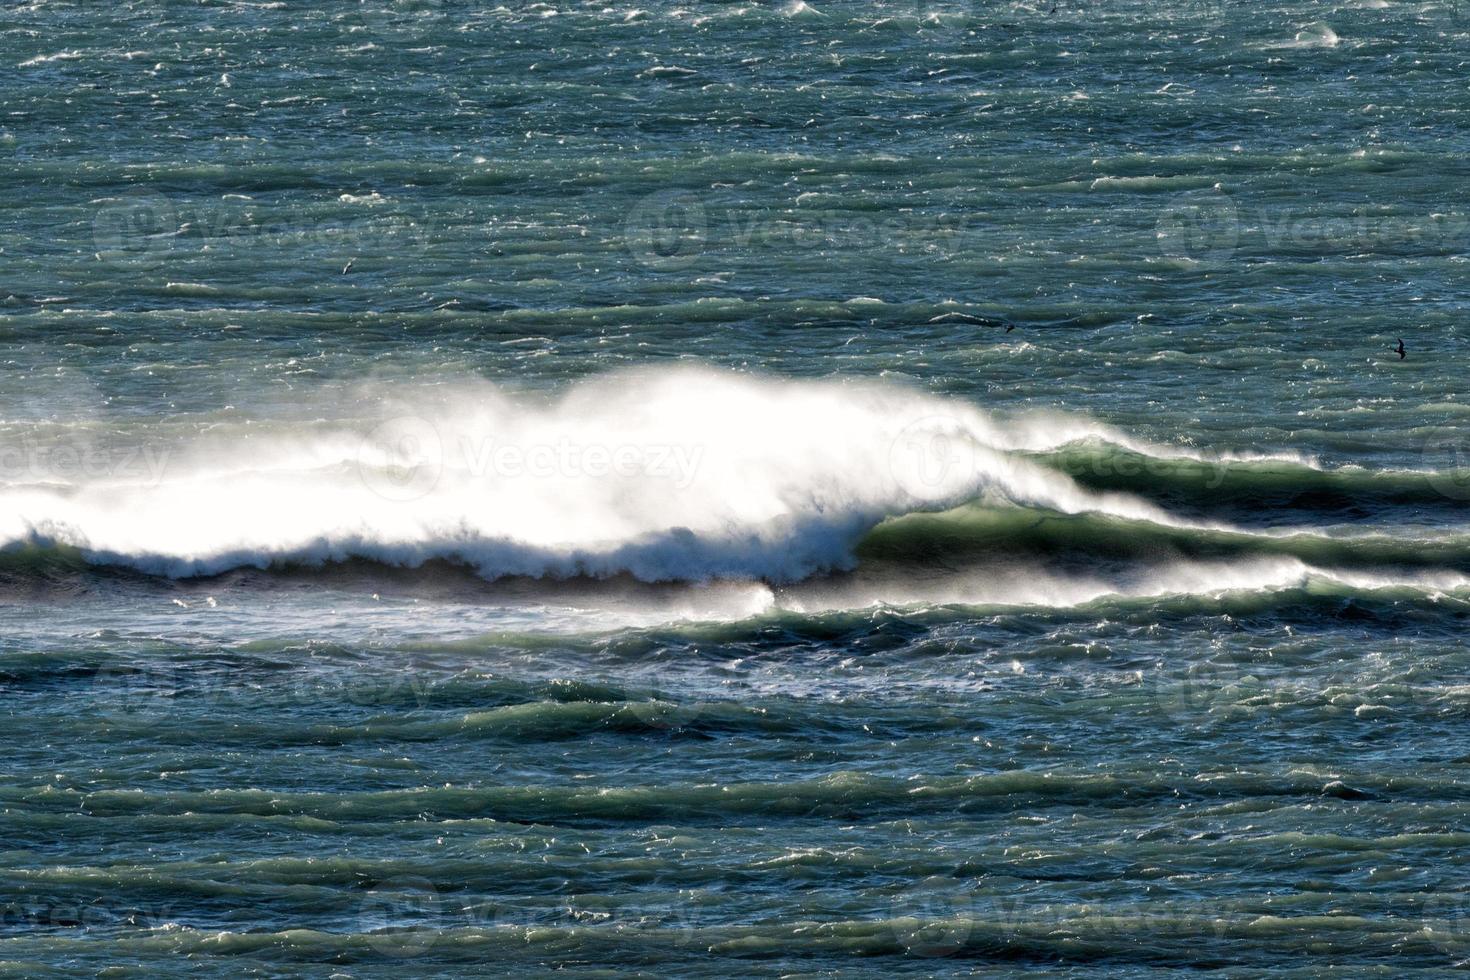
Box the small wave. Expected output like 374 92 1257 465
18 50 83 68
859 505 1470 573
1025 443 1467 518
638 65 698 79
1267 24 1342 49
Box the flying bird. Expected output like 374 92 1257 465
1394 338 1406 360
341 259 355 275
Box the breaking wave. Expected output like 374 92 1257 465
0 366 1465 609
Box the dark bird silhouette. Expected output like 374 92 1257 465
1006 324 1015 333
1395 338 1406 360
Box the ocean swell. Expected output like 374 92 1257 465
0 367 1463 600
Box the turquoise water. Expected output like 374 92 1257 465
4 1 1470 975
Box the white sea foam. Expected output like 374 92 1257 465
18 50 82 68
1268 24 1342 49
0 368 1262 582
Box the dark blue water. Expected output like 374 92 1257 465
2 2 1469 975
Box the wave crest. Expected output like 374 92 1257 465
0 368 1218 582
0 367 1461 598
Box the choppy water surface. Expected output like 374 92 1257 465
3 1 1470 975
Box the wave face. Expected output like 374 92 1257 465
1 367 1466 608
0 367 1197 582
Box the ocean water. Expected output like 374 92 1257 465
3 1 1470 975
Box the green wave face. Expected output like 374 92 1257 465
1028 443 1470 518
3 432 1469 620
